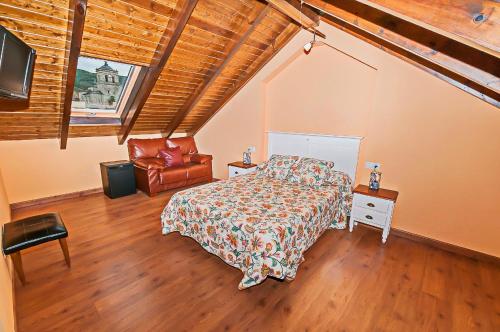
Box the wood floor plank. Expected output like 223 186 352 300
12 188 500 332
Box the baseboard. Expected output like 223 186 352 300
10 181 219 210
10 188 103 211
391 227 499 265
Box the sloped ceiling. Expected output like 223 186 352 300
0 0 498 145
0 0 299 142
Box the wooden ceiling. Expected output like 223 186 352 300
0 0 300 144
0 0 498 146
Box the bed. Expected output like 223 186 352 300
161 132 362 289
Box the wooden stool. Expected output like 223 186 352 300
1 213 70 285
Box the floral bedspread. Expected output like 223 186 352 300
161 172 352 289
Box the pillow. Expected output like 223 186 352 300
158 146 184 167
258 154 300 180
287 157 335 187
326 170 352 188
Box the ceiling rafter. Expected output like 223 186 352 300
117 0 200 145
352 0 499 57
163 5 271 137
59 0 88 149
265 0 325 38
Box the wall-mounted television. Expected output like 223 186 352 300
0 25 36 100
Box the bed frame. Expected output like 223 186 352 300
267 131 363 183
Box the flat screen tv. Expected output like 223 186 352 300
0 25 36 100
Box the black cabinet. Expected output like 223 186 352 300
100 161 136 199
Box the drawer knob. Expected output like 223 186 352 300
367 203 375 207
365 215 373 220
235 171 239 174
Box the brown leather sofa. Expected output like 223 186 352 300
127 137 213 196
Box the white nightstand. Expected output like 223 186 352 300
228 161 257 178
349 184 399 243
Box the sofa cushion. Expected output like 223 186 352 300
128 138 167 160
159 166 187 185
134 158 165 170
185 162 210 179
191 154 213 164
158 146 184 167
167 137 198 155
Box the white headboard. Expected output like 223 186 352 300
267 132 362 183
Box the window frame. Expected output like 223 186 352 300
70 56 145 126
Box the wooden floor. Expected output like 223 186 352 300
12 188 500 332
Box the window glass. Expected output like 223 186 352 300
72 56 135 114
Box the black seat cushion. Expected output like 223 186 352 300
2 213 68 255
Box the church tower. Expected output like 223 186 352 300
95 61 120 106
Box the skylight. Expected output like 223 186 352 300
71 56 139 117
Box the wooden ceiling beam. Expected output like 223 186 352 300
353 0 500 57
187 22 300 136
117 0 200 145
304 0 499 106
59 0 88 149
265 0 326 38
163 5 271 137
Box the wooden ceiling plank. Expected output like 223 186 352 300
86 3 167 35
0 16 67 38
84 13 165 42
83 23 160 49
123 0 176 17
79 51 149 67
193 0 247 28
0 1 70 27
149 92 191 98
163 5 271 137
82 31 158 53
60 0 88 149
117 0 200 145
90 0 172 27
156 79 200 87
81 38 156 62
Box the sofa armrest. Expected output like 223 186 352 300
134 158 165 171
191 153 213 164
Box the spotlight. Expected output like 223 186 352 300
303 41 313 54
303 30 316 55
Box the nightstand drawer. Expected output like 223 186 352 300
353 194 391 213
229 165 256 178
352 207 388 227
